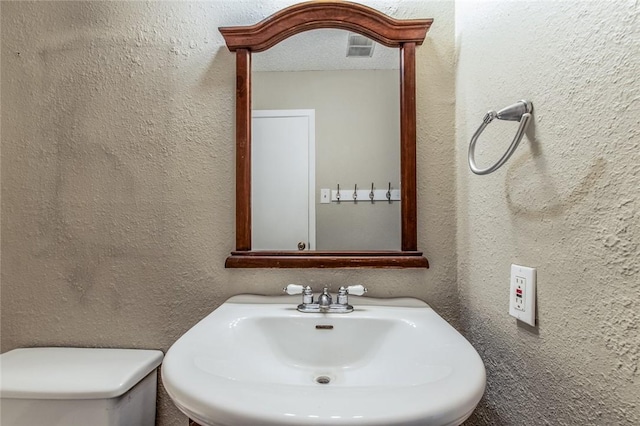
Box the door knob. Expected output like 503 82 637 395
297 241 306 250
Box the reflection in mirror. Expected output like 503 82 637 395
252 29 401 251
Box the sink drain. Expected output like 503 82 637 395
315 375 331 385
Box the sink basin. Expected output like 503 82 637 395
162 295 485 426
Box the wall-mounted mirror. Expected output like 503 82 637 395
219 1 432 268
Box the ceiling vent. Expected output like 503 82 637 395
346 33 375 58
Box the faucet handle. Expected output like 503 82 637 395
346 285 367 296
283 284 304 295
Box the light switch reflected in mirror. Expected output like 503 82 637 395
252 29 401 251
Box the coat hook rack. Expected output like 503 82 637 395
329 183 401 203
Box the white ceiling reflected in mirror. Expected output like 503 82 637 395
252 29 401 251
252 29 399 71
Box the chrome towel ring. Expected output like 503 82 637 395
468 100 533 175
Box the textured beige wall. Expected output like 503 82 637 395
0 1 456 425
253 69 401 250
456 1 640 424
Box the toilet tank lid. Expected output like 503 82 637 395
0 347 164 400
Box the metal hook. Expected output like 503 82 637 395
468 100 533 175
386 182 392 203
369 183 375 203
353 184 358 201
336 183 341 204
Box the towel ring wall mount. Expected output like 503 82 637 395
468 100 533 175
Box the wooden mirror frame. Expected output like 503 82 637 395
220 1 432 268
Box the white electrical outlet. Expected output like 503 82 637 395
509 264 536 326
320 188 330 204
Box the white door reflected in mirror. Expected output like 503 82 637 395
252 110 316 251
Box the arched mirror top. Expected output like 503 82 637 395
220 1 432 268
219 1 433 52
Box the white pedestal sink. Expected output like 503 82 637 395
162 295 485 426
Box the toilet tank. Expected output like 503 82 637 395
0 348 164 426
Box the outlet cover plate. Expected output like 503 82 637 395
509 264 536 326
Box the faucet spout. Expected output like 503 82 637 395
317 288 332 310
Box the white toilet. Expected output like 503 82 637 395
0 347 164 426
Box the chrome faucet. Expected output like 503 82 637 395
283 284 367 313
